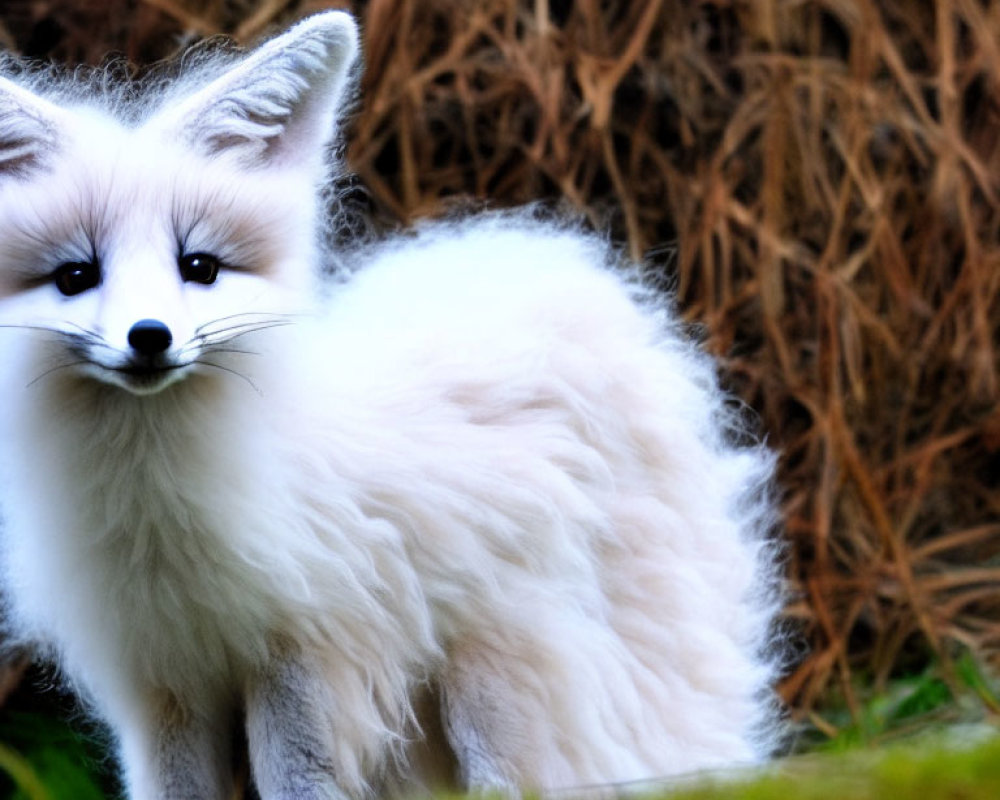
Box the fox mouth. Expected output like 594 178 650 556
120 363 170 376
111 359 191 394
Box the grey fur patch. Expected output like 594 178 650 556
245 654 345 800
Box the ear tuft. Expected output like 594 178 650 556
0 77 62 177
165 12 360 168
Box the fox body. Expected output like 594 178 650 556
0 12 781 800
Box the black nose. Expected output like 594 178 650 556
128 319 173 356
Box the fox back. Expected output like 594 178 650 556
0 12 783 800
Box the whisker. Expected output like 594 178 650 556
176 342 261 361
199 315 294 333
66 334 117 353
199 320 295 344
58 320 104 339
195 311 299 336
193 311 279 333
26 360 89 388
0 322 111 352
201 346 260 357
0 322 70 335
194 360 263 395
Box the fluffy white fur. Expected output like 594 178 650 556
0 12 781 800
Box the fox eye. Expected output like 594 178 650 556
53 260 101 296
179 252 220 285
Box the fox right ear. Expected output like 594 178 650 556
158 12 360 169
0 76 63 176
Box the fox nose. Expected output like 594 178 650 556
128 319 173 356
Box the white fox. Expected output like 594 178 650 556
0 11 781 800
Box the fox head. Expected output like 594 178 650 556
0 13 358 395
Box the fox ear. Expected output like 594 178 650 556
0 76 64 176
162 11 359 168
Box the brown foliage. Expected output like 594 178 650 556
1 0 998 726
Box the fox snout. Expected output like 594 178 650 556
127 319 173 357
63 311 287 396
101 317 187 395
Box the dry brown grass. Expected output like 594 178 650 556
1 0 998 730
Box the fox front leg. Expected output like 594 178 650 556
245 652 346 800
115 692 234 800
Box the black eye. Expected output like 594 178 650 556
53 260 101 296
179 252 220 285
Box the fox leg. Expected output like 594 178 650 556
438 660 516 791
245 652 344 800
115 691 234 800
439 634 578 793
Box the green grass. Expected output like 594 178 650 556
655 652 1000 800
0 681 111 800
0 655 997 799
799 652 1000 753
658 734 1000 800
3 726 998 800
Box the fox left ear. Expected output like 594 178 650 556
159 11 359 168
0 76 67 176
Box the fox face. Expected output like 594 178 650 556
0 122 314 395
0 14 359 395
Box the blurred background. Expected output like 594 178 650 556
0 0 997 796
